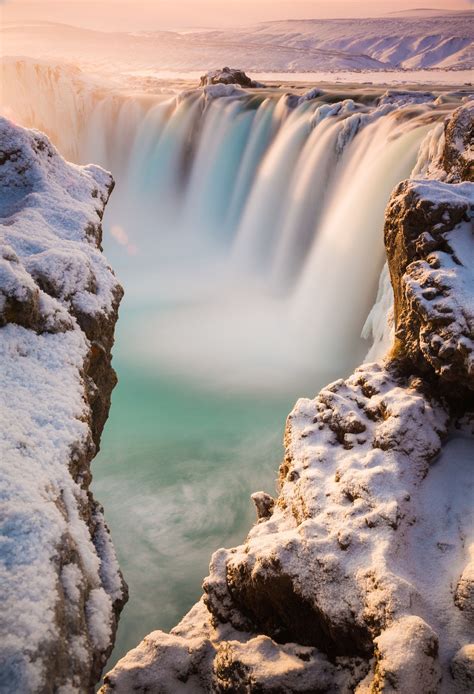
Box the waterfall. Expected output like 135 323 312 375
5 57 463 668
1 58 452 392
289 113 436 370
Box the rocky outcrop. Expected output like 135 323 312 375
101 104 473 693
385 179 473 399
438 102 474 183
377 90 436 107
0 118 127 692
414 101 474 184
385 104 473 403
200 67 265 89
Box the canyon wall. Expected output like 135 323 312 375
0 118 127 692
101 102 474 693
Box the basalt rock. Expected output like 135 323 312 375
385 102 474 401
200 67 265 89
439 102 474 183
385 179 473 399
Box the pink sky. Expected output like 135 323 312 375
2 0 472 30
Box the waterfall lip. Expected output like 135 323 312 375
3 57 469 394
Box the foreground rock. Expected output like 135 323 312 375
200 67 265 89
102 104 473 693
386 178 473 396
0 118 127 692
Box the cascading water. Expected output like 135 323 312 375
1 58 460 667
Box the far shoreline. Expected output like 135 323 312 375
123 68 473 87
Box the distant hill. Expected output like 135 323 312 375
385 8 468 16
387 8 461 15
1 12 473 72
198 13 474 70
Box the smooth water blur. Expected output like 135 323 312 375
93 322 298 665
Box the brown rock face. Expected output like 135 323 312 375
384 178 473 399
220 560 373 658
440 102 474 183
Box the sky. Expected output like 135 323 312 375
1 0 472 31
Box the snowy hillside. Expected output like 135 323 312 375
1 11 472 73
203 12 474 70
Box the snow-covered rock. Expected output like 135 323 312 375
298 87 324 104
100 102 473 693
377 90 436 107
202 83 246 100
386 178 473 394
0 117 127 692
386 101 474 398
200 67 265 89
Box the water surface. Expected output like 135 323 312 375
93 336 300 666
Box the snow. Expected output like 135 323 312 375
371 616 442 692
407 178 474 206
0 119 118 325
61 563 83 604
1 13 472 76
377 89 436 106
401 435 474 671
202 84 246 100
0 325 91 691
102 598 366 693
364 101 474 367
0 117 123 690
206 361 472 688
86 589 114 651
362 263 394 362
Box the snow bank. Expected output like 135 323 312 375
0 117 126 692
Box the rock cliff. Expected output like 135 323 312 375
101 102 473 693
0 118 127 692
